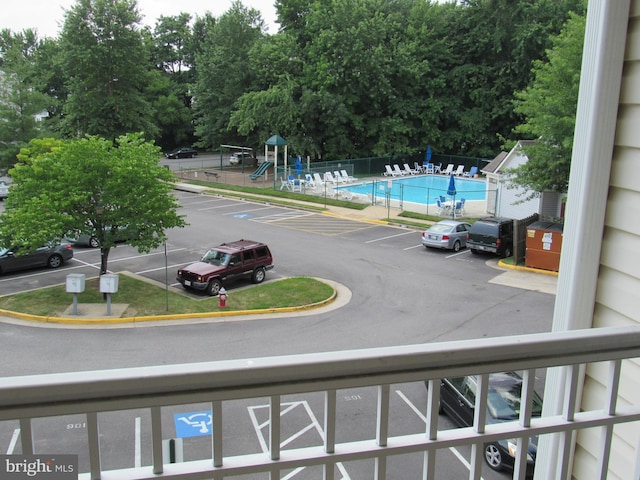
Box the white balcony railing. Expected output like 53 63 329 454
1 325 639 480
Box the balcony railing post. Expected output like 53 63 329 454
86 412 101 480
269 395 281 461
151 406 163 475
19 418 33 455
212 400 223 467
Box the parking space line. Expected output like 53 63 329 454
198 203 251 211
248 401 351 479
395 389 487 480
252 211 314 222
135 263 186 275
445 250 470 259
180 198 227 206
403 244 424 251
365 231 416 243
6 428 19 454
221 206 275 216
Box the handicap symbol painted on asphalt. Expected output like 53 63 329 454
174 411 213 438
234 214 251 219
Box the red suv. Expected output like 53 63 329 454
176 240 274 295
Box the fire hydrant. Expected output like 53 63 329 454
218 287 227 308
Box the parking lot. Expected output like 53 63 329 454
0 191 556 478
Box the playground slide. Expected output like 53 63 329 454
249 161 273 180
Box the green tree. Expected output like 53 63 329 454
0 134 187 274
150 13 193 74
0 29 54 168
59 0 158 140
509 10 585 196
438 0 585 157
145 14 197 148
192 1 265 149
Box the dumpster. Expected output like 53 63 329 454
525 221 564 272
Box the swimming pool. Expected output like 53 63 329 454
340 175 486 205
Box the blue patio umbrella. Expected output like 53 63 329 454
426 145 432 162
295 156 302 176
447 174 457 218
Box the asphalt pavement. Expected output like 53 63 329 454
0 182 557 327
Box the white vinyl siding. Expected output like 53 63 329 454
572 1 640 477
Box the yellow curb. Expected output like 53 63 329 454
0 284 337 325
497 259 559 277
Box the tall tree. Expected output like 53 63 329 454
192 1 265 150
145 14 197 148
0 134 187 274
438 0 585 157
509 10 585 196
59 0 158 140
0 29 53 168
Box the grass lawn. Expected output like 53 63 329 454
0 274 335 318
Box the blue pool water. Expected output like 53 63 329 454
340 175 486 205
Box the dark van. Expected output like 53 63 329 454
467 217 514 258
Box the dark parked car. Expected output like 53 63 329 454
421 220 471 251
467 216 514 258
176 240 274 296
64 225 136 248
0 242 74 275
437 372 542 475
165 147 198 159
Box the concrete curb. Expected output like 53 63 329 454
0 278 345 327
497 258 559 277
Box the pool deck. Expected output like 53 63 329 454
305 173 489 219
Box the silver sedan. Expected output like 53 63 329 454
421 220 471 252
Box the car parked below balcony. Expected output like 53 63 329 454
165 147 198 159
421 220 471 251
0 242 74 275
436 372 542 476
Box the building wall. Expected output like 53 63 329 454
572 1 640 477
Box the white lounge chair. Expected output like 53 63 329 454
424 163 434 174
339 188 353 200
324 171 339 184
393 164 406 176
414 162 425 174
340 169 357 182
383 165 397 176
454 165 465 176
333 171 346 183
442 164 454 175
403 163 418 175
312 172 326 186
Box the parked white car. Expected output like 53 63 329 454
0 181 10 200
